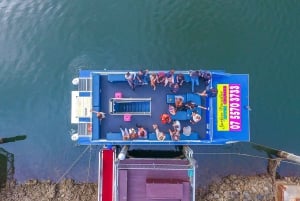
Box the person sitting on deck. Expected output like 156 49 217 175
164 69 175 87
170 83 179 93
136 124 148 139
183 126 191 136
168 104 176 115
120 127 130 140
157 72 166 85
190 111 202 124
197 87 218 97
153 124 166 141
160 113 172 124
91 110 106 120
199 71 212 86
150 73 158 91
185 101 207 110
129 128 138 139
176 73 185 86
169 120 181 141
136 69 149 85
125 72 136 90
175 96 185 111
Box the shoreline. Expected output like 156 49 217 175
1 174 300 201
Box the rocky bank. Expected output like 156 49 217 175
197 174 300 201
1 175 300 201
0 179 97 201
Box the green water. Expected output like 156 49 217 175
0 0 300 183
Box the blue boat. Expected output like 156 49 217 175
71 69 250 145
70 69 250 201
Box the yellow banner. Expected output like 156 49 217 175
217 84 229 131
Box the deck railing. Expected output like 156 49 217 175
78 123 90 136
117 160 192 170
78 78 92 91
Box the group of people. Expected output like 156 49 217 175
149 69 185 92
124 69 184 92
120 124 148 140
153 121 185 141
124 69 212 94
124 70 149 91
119 70 216 141
154 119 192 141
118 87 218 141
166 96 207 124
189 70 212 92
119 120 185 141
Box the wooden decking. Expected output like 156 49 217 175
117 158 191 201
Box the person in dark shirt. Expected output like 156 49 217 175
136 69 149 85
176 73 185 86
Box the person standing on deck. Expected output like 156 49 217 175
91 110 106 120
189 70 200 92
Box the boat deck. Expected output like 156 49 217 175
103 76 207 136
71 70 250 145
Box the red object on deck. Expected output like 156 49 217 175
101 149 114 201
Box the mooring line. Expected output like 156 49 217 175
193 152 300 167
86 145 92 182
57 145 90 183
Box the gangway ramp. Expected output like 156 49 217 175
109 98 151 115
98 148 115 201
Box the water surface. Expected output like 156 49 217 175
0 0 300 184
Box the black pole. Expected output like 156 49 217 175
0 135 27 144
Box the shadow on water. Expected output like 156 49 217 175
0 135 27 189
127 145 184 158
0 148 14 189
249 142 280 158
